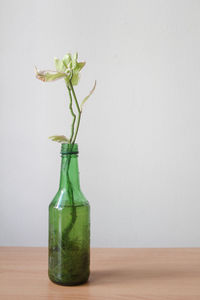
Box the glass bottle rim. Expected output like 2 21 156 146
61 143 78 155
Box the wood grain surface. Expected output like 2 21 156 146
0 247 200 299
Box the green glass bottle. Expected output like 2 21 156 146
48 143 90 286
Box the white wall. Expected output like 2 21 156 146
0 0 200 247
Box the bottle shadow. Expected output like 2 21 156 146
88 267 191 286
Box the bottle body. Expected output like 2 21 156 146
48 144 90 285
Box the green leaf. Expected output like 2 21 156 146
54 57 66 72
71 70 80 86
62 53 72 69
45 72 66 81
49 135 70 143
72 52 78 69
71 59 86 86
75 61 86 72
80 81 96 111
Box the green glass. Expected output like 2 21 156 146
48 143 90 286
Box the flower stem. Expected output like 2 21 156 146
73 113 81 144
69 81 82 144
63 81 81 237
67 87 76 143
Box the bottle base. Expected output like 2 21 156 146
48 273 90 286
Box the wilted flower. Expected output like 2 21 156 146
35 51 96 145
35 67 66 82
35 52 86 87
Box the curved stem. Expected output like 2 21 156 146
63 81 81 238
72 113 81 144
69 81 82 144
67 87 76 143
63 86 77 237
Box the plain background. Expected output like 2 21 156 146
0 0 200 247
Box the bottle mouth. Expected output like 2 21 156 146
61 143 79 155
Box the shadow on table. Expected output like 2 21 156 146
88 267 191 285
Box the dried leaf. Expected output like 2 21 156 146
80 81 96 111
49 135 70 143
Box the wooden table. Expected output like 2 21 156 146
0 247 200 299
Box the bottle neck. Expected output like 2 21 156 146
59 144 80 191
